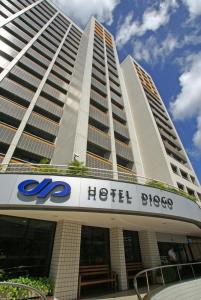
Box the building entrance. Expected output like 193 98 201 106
79 225 116 298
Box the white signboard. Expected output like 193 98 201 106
0 174 201 225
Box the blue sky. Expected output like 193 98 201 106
53 0 201 181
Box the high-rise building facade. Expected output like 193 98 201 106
121 56 201 201
0 1 201 300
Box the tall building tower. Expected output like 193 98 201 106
0 5 141 179
121 56 201 201
0 0 83 165
0 2 201 300
71 18 142 178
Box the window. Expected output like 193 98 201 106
190 176 196 184
187 188 195 196
158 242 191 265
171 164 178 174
177 183 184 191
123 230 141 263
80 226 110 266
180 170 188 180
0 215 55 277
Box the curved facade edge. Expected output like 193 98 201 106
0 174 200 225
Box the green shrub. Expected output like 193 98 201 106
147 180 197 202
0 269 5 281
0 276 53 299
39 158 50 164
67 160 88 176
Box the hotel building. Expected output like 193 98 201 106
0 0 201 299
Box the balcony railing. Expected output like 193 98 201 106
0 163 198 202
114 119 129 139
112 104 126 122
89 105 109 128
88 125 111 151
134 262 201 300
115 140 134 162
90 90 108 110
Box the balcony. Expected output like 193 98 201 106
112 104 126 123
36 96 63 120
88 125 111 151
152 110 172 129
18 132 54 159
0 97 25 122
109 73 120 86
93 46 104 59
86 152 112 170
93 52 105 67
19 56 46 79
90 90 108 111
92 67 106 84
0 124 15 145
91 77 107 97
158 127 181 150
89 105 109 128
0 77 34 105
117 165 136 182
28 113 59 137
92 59 106 74
113 119 129 140
109 80 121 95
42 83 67 104
155 117 173 133
115 140 133 162
164 140 187 164
110 91 124 108
0 124 54 159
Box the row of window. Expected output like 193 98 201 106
171 163 198 186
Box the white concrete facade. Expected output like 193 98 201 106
121 56 201 201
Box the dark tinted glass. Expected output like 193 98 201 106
123 230 141 263
80 225 110 266
0 215 56 277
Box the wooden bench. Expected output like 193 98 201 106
78 264 117 299
126 262 144 282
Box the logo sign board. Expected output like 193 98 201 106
0 174 200 225
18 178 71 198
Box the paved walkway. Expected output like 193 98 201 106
84 289 146 299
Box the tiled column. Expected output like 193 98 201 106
138 231 160 268
110 228 128 290
50 220 81 300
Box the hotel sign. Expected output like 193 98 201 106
0 174 200 224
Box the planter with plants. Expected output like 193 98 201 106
0 276 53 299
147 180 197 202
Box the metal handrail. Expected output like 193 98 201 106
0 282 47 300
134 261 201 300
0 163 198 202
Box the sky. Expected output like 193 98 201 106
53 0 201 181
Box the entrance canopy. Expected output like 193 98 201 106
0 174 201 236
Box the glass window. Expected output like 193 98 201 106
80 226 110 266
123 230 141 263
158 242 191 265
0 215 56 277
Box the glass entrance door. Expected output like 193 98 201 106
123 230 141 263
80 225 110 266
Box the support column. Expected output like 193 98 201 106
138 231 160 268
110 228 128 290
50 221 81 300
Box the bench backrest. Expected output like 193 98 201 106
80 265 110 276
126 262 143 271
